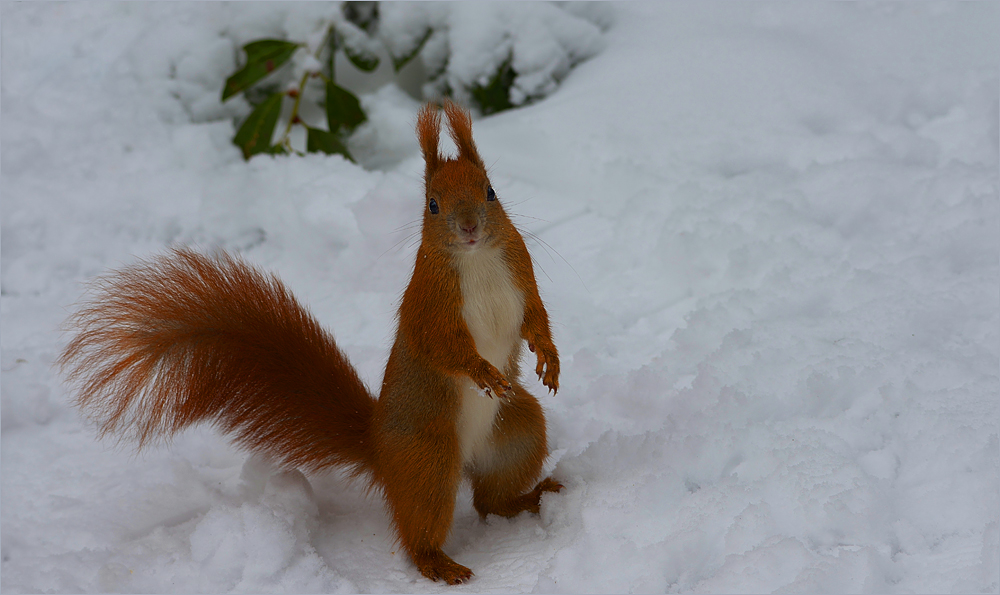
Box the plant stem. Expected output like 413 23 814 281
276 23 336 150
278 70 310 147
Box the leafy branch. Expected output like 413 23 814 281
223 26 370 161
221 5 430 162
221 2 572 161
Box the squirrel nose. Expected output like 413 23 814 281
460 221 478 234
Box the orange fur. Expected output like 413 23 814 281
59 100 561 585
59 248 374 475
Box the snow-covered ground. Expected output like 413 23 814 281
2 2 998 593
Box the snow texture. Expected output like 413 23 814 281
376 2 606 108
2 2 998 593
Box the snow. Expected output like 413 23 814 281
2 2 997 593
376 2 606 108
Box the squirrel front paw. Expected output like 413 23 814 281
528 340 560 394
472 360 512 399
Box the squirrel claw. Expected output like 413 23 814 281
476 362 511 400
533 348 559 394
415 551 474 585
535 355 559 393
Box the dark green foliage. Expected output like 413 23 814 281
470 55 516 116
342 1 379 34
221 4 586 161
343 43 380 72
390 27 433 72
222 40 300 101
326 82 367 133
223 26 367 161
232 92 283 159
306 127 353 161
243 82 284 108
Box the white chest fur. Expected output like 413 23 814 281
453 246 525 465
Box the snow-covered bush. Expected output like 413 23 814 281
215 2 609 159
379 2 609 113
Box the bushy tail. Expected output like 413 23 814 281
58 248 376 475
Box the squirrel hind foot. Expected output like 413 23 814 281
413 550 474 585
523 476 565 515
473 476 564 520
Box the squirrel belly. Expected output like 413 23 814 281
453 244 526 467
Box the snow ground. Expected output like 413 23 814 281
2 2 998 593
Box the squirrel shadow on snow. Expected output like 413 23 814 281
58 100 563 585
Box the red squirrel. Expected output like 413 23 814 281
58 100 562 585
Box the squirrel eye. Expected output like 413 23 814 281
428 198 439 214
487 186 496 201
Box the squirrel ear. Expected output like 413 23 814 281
442 99 485 170
417 103 441 180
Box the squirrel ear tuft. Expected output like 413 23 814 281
417 103 441 181
443 99 485 170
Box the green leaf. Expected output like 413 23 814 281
342 2 379 34
326 82 367 132
391 27 433 72
243 81 283 108
222 39 300 101
306 127 354 162
233 92 283 160
470 55 516 116
344 43 380 72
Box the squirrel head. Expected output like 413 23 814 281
416 100 508 254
